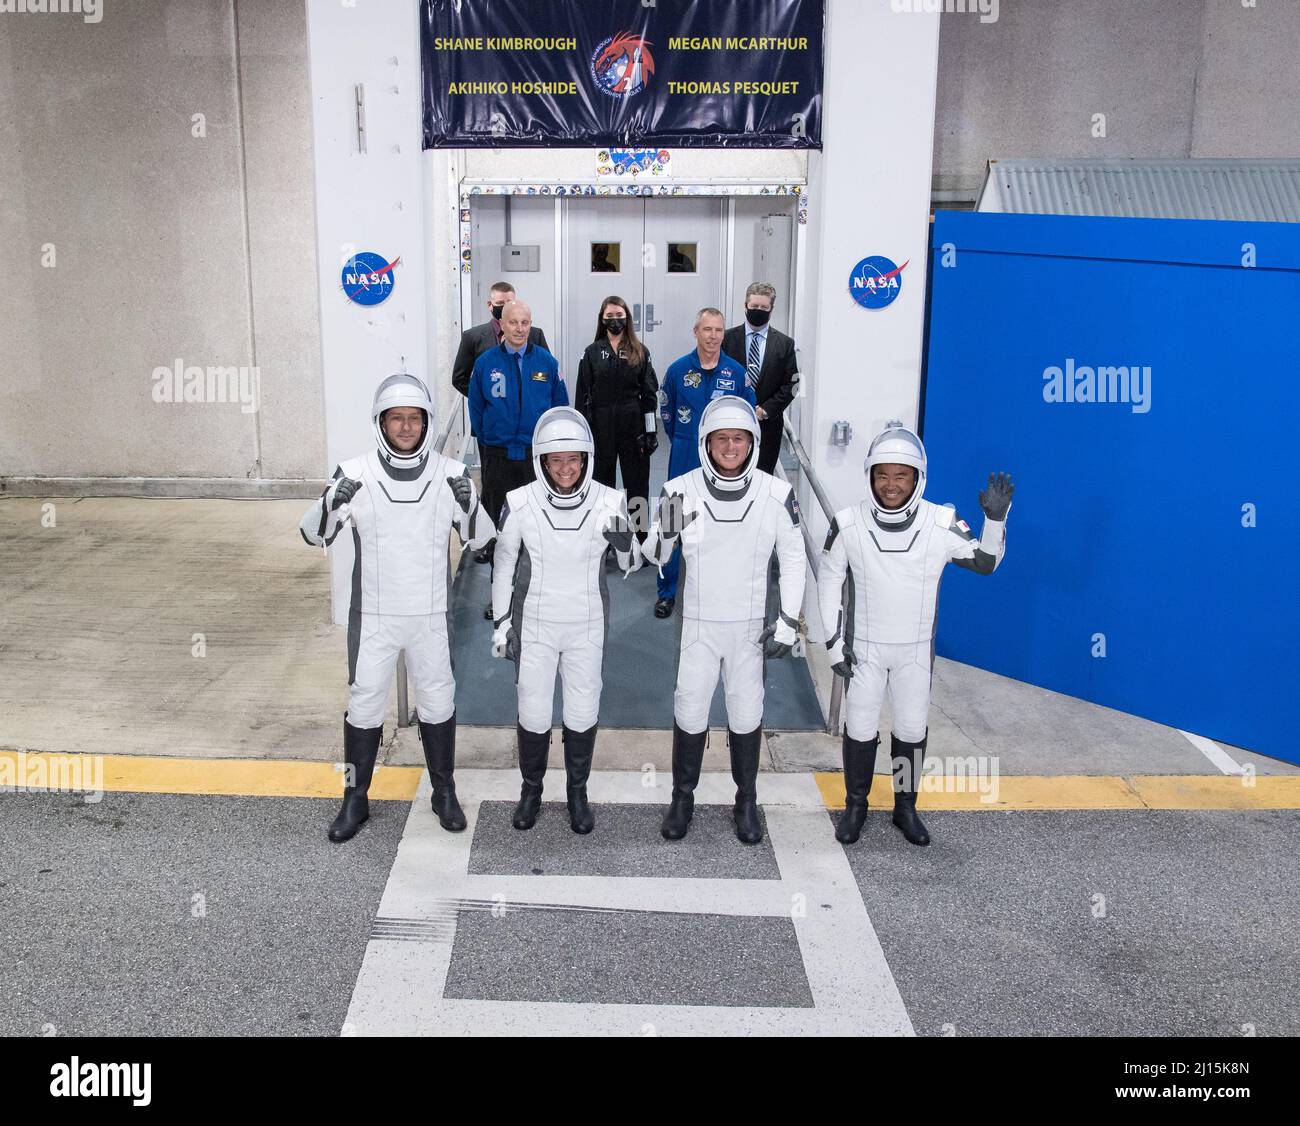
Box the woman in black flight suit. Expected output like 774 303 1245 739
574 295 660 541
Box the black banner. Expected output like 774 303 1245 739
421 0 824 149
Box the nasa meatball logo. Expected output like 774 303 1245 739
590 32 655 99
342 251 399 306
849 256 909 310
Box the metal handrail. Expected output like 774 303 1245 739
781 415 846 735
396 400 468 728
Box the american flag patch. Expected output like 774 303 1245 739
956 519 970 533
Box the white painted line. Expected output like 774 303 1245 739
445 767 831 807
435 876 794 916
1178 730 1244 776
764 775 913 1035
344 769 913 1036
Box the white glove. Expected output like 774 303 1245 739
491 622 517 661
758 617 798 659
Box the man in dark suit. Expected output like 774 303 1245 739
451 281 550 397
452 280 550 561
722 283 799 475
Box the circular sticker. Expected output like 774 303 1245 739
849 256 909 310
342 252 398 306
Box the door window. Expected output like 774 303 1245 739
667 242 697 274
591 242 621 273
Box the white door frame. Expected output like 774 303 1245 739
459 179 809 388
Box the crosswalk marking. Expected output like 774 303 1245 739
344 769 914 1036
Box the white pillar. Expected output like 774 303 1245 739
801 0 941 528
305 0 430 623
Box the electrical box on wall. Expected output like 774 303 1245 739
501 245 540 272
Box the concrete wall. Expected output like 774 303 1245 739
933 0 1300 201
0 0 323 483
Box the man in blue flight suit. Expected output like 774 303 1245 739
654 307 755 618
468 299 569 618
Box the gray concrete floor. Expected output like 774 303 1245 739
841 807 1300 1036
0 790 405 1037
0 498 348 761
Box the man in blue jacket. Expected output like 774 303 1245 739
469 300 569 617
654 307 754 618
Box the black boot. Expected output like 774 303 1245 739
328 716 383 842
890 733 931 846
512 725 550 830
835 734 879 844
418 712 466 832
562 724 597 835
661 724 707 840
729 726 764 845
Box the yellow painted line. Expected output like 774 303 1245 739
3 752 1296 809
1130 774 1300 810
813 773 1300 812
0 750 422 801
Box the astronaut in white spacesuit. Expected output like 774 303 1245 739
300 373 494 843
643 396 805 845
491 407 641 834
818 421 1013 847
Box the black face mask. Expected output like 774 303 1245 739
491 303 505 320
745 307 771 328
603 317 627 335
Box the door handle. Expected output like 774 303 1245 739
644 303 663 333
632 303 642 332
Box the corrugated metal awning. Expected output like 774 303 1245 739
977 158 1300 222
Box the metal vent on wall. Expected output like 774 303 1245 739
977 158 1300 222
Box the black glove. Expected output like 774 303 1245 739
446 474 473 513
979 472 1015 520
757 622 795 660
828 640 856 681
602 512 635 554
637 432 659 457
331 477 362 510
660 494 698 539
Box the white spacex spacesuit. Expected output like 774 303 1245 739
299 373 494 842
491 406 640 833
644 395 805 844
818 421 1012 847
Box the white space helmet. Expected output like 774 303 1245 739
865 420 927 525
372 373 434 469
698 395 761 492
532 406 594 508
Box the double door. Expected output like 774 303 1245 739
561 196 726 384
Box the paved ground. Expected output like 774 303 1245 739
843 807 1300 1037
2 768 1296 1037
0 497 349 761
0 790 405 1037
